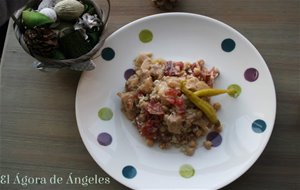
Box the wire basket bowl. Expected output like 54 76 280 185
13 0 110 71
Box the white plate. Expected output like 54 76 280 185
75 13 276 189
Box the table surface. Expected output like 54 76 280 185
0 0 299 189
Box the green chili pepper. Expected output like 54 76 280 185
180 82 219 124
193 88 238 97
22 10 54 28
194 88 226 97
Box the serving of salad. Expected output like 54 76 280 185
118 53 238 156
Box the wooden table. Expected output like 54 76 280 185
0 0 299 189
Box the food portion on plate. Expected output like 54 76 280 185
118 53 238 156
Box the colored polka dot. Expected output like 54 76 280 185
101 47 115 61
252 119 267 133
244 68 259 82
179 164 195 178
139 29 153 43
97 132 112 146
221 38 236 52
124 69 135 80
98 107 113 121
206 132 222 147
227 84 242 98
122 165 137 179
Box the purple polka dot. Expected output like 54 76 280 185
97 132 112 146
206 132 222 147
124 69 135 80
244 68 259 82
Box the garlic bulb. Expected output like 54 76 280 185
39 8 57 22
54 0 84 21
55 0 64 4
37 0 56 11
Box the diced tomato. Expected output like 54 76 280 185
166 97 176 104
145 101 164 115
141 128 152 138
165 88 181 97
165 88 186 114
139 118 161 140
175 98 186 114
174 97 184 106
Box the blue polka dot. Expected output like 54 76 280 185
221 38 236 52
101 47 115 61
252 119 267 133
122 165 137 179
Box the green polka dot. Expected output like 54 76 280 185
227 84 242 98
139 29 153 43
98 107 113 121
179 164 195 178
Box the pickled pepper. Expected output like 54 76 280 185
180 82 219 124
193 88 237 97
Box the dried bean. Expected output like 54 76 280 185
203 140 212 150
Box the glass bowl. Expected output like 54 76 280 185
13 0 110 71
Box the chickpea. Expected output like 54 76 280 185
188 140 197 147
196 130 203 137
202 126 209 134
213 102 222 111
146 139 154 146
159 143 167 149
185 147 196 156
213 121 222 132
203 140 212 150
215 125 223 133
193 67 201 76
197 59 205 66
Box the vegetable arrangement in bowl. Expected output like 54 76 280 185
13 0 110 71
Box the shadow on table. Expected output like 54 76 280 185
0 21 9 58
